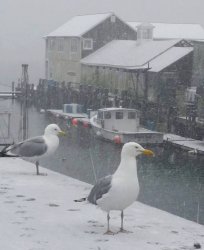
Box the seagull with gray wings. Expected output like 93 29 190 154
75 142 154 234
1 124 66 175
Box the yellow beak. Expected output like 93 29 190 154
58 130 66 136
142 149 154 156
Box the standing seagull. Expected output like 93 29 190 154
75 142 154 234
1 124 66 175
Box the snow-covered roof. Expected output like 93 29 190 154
46 13 113 37
81 39 191 70
149 47 193 72
127 22 204 40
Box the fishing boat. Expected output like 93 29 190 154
47 103 88 119
90 107 163 144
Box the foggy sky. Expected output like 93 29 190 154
0 0 204 88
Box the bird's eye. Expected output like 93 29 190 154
54 128 57 131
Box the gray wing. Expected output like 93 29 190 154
8 136 48 157
88 175 112 205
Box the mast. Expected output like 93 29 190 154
21 64 29 140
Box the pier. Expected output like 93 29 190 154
0 158 203 250
164 133 204 155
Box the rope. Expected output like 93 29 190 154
89 148 97 184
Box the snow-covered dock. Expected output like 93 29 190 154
1 158 203 250
164 133 204 155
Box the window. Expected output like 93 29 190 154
77 105 83 113
83 38 93 50
104 111 111 119
98 111 103 119
66 105 73 113
142 29 150 39
116 112 123 119
70 38 78 52
128 111 136 119
57 38 64 51
49 39 55 50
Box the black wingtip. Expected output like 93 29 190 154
74 197 86 202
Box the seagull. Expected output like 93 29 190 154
1 124 66 175
75 142 154 234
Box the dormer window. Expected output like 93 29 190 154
83 38 93 50
137 23 154 41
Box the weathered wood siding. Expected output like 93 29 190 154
81 15 137 58
45 37 81 83
45 15 136 83
81 51 193 104
192 41 204 86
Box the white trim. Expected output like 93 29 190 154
83 38 93 50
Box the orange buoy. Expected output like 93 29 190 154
72 118 78 126
113 135 121 144
83 121 89 128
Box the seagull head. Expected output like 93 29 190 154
121 142 154 158
44 124 66 136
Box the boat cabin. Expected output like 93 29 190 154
96 108 140 132
63 103 84 114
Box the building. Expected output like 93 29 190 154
127 22 204 87
127 22 204 41
44 12 136 83
81 23 193 131
81 38 193 103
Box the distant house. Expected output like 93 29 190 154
44 12 136 83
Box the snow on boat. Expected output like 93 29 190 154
90 107 163 144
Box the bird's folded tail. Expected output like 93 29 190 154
0 145 18 158
74 197 87 202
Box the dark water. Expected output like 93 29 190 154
1 100 204 225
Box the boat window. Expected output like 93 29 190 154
128 111 136 119
104 111 111 119
98 111 103 119
76 105 83 113
65 105 73 113
116 111 123 119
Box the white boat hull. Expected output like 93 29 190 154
90 116 163 145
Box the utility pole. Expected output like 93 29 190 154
12 81 15 103
21 64 29 140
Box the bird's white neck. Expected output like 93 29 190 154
114 155 137 177
43 134 59 155
44 133 59 142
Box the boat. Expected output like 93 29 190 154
46 103 91 127
47 103 88 119
90 107 163 144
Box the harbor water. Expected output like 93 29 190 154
0 99 204 225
